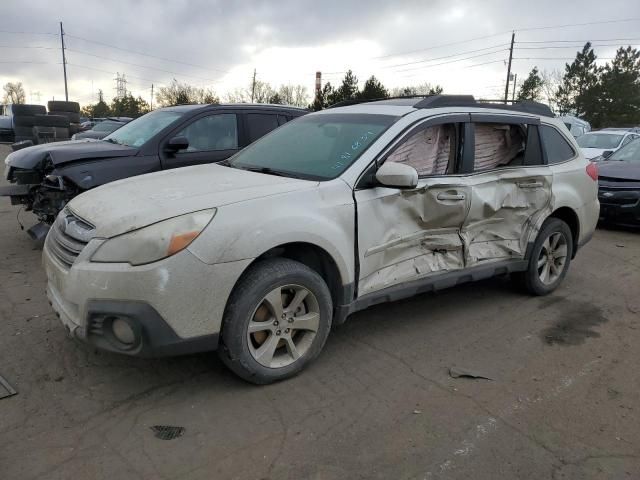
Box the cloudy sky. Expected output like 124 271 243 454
2 0 640 107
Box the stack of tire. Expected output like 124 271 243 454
47 101 81 138
32 114 70 144
12 104 47 143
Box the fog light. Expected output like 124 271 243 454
111 318 136 345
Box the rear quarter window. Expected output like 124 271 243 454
540 125 576 164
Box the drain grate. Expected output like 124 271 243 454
0 374 17 400
150 425 185 440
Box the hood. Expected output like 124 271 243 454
68 164 318 237
73 131 108 140
5 139 137 170
580 147 609 160
598 161 640 183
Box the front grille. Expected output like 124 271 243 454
47 209 95 268
598 187 640 207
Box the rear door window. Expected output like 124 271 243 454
539 125 576 164
247 114 279 142
473 123 528 172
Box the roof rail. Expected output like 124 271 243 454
328 94 555 117
415 95 555 117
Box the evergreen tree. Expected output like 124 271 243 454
517 66 544 101
555 42 601 118
358 76 389 100
600 46 640 126
311 82 334 111
335 70 359 102
110 93 150 117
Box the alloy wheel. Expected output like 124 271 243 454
247 284 321 368
537 231 568 285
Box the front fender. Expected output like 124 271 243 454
187 182 356 286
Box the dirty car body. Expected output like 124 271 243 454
2 103 306 236
43 96 599 384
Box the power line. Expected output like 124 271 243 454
66 63 166 86
517 37 640 44
515 44 640 50
394 49 508 73
513 56 616 60
371 17 640 63
0 44 57 50
378 43 510 69
516 17 640 32
65 48 221 83
374 31 510 60
0 60 59 64
65 34 229 75
0 30 57 35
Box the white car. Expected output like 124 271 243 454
577 129 640 160
43 96 600 384
558 115 591 138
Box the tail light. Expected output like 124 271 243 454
586 162 598 181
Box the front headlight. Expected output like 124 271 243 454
91 209 216 265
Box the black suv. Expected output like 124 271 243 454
1 104 306 238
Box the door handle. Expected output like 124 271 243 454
437 192 466 201
517 181 543 189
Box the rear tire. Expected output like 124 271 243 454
514 218 573 296
219 258 333 384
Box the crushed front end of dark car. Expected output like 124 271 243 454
598 167 640 227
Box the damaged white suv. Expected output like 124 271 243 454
43 96 599 384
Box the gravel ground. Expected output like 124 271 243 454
0 142 639 479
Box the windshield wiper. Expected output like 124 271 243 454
241 166 304 179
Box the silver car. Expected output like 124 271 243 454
43 96 600 384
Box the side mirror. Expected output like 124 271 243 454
165 136 189 152
375 161 418 189
602 150 613 159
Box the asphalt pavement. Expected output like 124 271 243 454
0 143 639 479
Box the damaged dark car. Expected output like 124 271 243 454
598 138 640 227
1 103 306 239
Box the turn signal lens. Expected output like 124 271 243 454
586 162 598 181
167 231 200 256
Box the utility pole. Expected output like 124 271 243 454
504 31 515 103
251 69 257 103
59 22 69 101
512 73 517 102
150 84 154 110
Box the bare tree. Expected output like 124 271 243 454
156 79 219 107
540 69 563 112
3 82 26 104
226 81 308 107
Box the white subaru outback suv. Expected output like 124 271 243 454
43 96 599 384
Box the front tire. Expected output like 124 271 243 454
514 218 573 296
219 258 333 384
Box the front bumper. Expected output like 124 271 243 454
598 187 640 227
43 236 252 357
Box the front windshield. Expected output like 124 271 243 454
104 110 183 147
609 139 640 163
577 133 623 149
93 121 120 133
229 113 397 180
